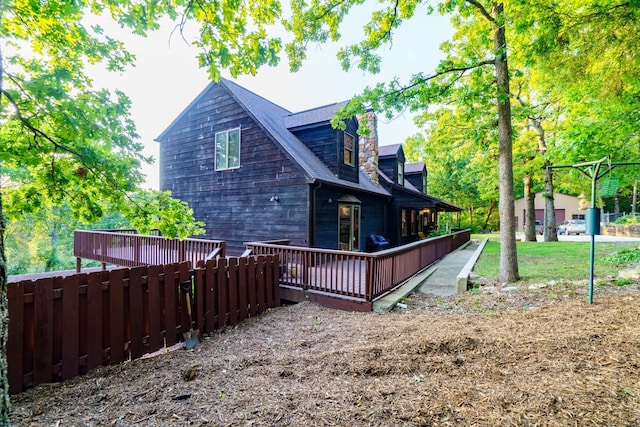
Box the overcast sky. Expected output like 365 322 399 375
90 8 453 189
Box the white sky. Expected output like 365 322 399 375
89 8 453 189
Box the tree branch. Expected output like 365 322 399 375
0 88 146 212
465 0 495 23
394 59 495 95
1 89 84 158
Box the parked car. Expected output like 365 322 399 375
557 219 586 235
535 220 543 235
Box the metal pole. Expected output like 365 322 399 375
588 163 599 305
588 233 595 304
549 157 640 304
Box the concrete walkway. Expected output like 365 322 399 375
417 239 481 296
373 238 487 312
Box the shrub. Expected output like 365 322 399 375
613 215 639 225
603 248 640 265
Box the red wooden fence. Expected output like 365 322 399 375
7 255 279 395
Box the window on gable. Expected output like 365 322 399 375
343 132 355 166
397 161 404 185
215 128 241 170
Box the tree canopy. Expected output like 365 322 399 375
2 0 640 422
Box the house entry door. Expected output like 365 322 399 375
338 204 360 251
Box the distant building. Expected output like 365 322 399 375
514 192 585 229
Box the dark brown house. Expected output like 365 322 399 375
157 79 460 255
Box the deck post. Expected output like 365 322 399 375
76 257 81 273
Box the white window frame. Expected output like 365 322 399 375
343 132 355 166
397 161 404 185
338 203 361 251
215 127 241 171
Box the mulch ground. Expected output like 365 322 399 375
10 280 640 426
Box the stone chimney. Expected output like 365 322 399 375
358 112 379 185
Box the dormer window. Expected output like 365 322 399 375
343 132 355 166
397 161 404 185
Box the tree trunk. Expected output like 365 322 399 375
0 192 10 423
523 175 537 241
492 1 519 282
543 163 558 241
0 0 12 418
528 114 559 242
482 200 497 230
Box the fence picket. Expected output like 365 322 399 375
217 259 228 328
247 257 257 317
194 266 205 333
109 269 125 364
237 257 248 320
178 262 192 339
228 258 238 326
147 265 163 353
8 255 279 394
62 275 80 380
7 282 24 395
163 264 177 346
34 278 54 386
205 260 217 332
256 256 266 315
86 272 103 370
129 266 146 359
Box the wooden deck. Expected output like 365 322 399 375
73 230 225 271
71 229 471 311
247 230 471 311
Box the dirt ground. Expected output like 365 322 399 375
10 279 640 426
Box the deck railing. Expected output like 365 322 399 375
245 229 470 302
74 230 226 270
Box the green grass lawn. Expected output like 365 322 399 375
473 240 640 283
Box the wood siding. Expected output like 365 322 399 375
292 118 359 184
159 84 310 255
338 119 360 183
379 149 406 185
387 188 436 246
313 186 388 251
406 171 425 193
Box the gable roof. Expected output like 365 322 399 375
405 162 426 174
379 144 402 158
284 101 349 130
157 79 390 198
